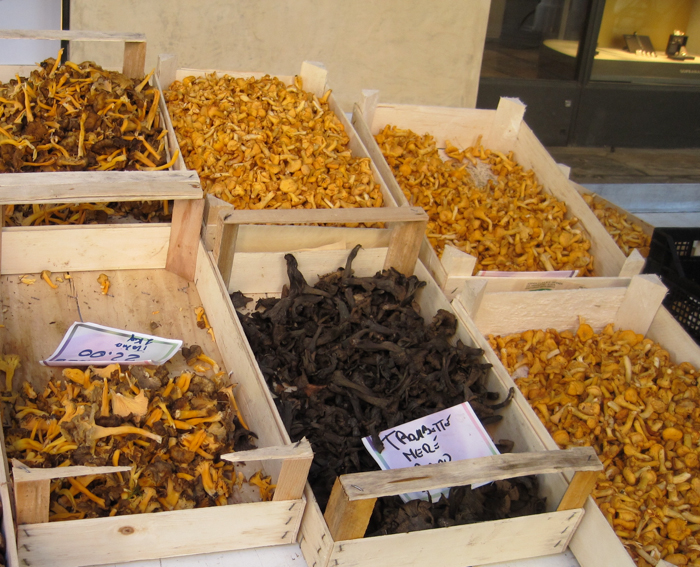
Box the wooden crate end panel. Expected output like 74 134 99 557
228 248 387 295
472 287 627 337
17 499 302 567
330 509 584 567
299 485 334 567
569 497 636 567
194 244 289 455
1 225 170 275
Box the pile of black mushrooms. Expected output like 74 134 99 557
236 245 545 535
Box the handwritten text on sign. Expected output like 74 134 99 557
362 402 499 502
41 322 182 367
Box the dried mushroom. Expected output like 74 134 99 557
376 127 594 275
0 52 174 226
492 321 700 566
238 245 542 535
583 194 651 257
1 349 262 520
166 74 383 214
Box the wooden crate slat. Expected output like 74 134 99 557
329 510 584 567
0 30 145 42
18 499 301 567
1 225 171 275
0 171 201 204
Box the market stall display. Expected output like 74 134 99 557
453 274 700 566
159 55 397 227
352 94 639 297
0 183 311 567
0 30 198 227
211 205 602 567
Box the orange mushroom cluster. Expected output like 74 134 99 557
376 127 594 275
491 321 700 566
1 347 274 521
0 51 175 226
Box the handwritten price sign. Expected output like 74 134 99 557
362 402 499 502
41 322 182 367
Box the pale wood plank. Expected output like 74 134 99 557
123 41 147 79
18 499 302 567
12 461 131 482
613 274 667 335
557 471 599 511
351 105 409 208
1 225 171 275
157 54 179 91
298 485 334 567
0 477 20 567
647 307 700 368
227 248 387 295
273 456 314 502
0 30 145 42
329 510 584 567
15 478 50 525
222 439 312 463
217 222 239 291
194 245 290 467
324 478 376 541
359 90 380 130
460 276 632 293
0 171 201 204
383 217 426 275
618 249 646 277
299 61 328 99
458 278 487 316
219 207 426 225
166 198 205 281
484 97 525 146
568 498 636 567
339 448 600 501
470 287 627 337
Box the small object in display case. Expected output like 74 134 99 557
666 30 695 60
623 32 657 57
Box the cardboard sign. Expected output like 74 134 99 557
41 322 182 367
362 402 499 502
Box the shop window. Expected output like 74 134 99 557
481 0 592 80
590 0 700 85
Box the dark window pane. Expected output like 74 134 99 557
481 0 592 81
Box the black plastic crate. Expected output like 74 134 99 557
647 227 700 284
644 228 700 345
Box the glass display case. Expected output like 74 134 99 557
589 0 700 84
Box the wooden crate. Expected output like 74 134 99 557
0 30 199 200
213 209 605 567
156 55 401 231
451 273 700 567
351 93 643 298
0 187 312 567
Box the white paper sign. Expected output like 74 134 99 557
41 322 182 367
362 402 499 502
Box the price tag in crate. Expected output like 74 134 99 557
41 322 182 366
362 402 499 503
